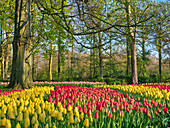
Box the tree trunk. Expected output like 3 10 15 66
90 36 92 79
142 32 146 76
109 33 112 77
93 35 96 78
8 0 33 89
126 34 130 76
158 44 162 82
71 40 74 79
98 32 103 79
49 40 53 81
125 0 138 84
0 29 4 80
58 31 61 80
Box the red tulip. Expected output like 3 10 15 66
158 108 161 113
163 107 168 113
159 103 162 107
153 102 157 107
94 112 99 119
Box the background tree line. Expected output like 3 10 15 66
0 0 169 89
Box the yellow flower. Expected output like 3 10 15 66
51 110 57 118
52 125 57 128
34 124 38 128
45 124 49 128
74 107 78 114
63 108 67 115
5 119 11 128
57 112 63 121
1 118 6 126
24 118 30 127
80 112 84 120
37 106 41 115
83 119 89 127
17 112 23 122
57 102 61 107
31 116 36 125
47 116 52 127
68 105 72 111
69 115 74 124
15 123 21 128
8 111 15 120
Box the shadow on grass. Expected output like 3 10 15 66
0 85 13 92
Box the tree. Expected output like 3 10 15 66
8 0 33 89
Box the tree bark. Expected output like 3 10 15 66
58 31 61 80
98 32 103 79
71 40 74 79
158 47 162 82
125 0 138 84
0 29 4 80
49 40 53 80
126 34 130 76
8 0 33 89
142 31 146 76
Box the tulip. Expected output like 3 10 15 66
158 108 161 113
163 107 168 113
1 118 6 126
80 112 84 120
69 115 74 124
68 105 72 111
45 124 49 128
5 119 11 128
17 112 23 122
94 111 99 119
57 112 63 121
31 116 36 125
15 123 21 128
153 102 157 107
8 111 15 120
83 119 89 127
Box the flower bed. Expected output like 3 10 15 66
0 85 169 128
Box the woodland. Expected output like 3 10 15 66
0 0 169 89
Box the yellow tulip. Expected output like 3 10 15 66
34 124 38 128
80 112 84 120
8 111 15 120
37 106 41 115
5 119 11 128
74 107 78 114
15 123 21 128
1 118 6 126
57 112 63 121
31 116 36 125
63 108 67 115
45 124 49 128
68 105 72 111
83 119 89 127
24 118 30 128
69 115 74 124
51 110 56 118
52 125 57 128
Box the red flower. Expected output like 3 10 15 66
112 107 116 113
163 107 168 113
94 112 99 119
148 114 151 118
159 103 162 107
158 108 161 113
48 95 52 103
155 111 158 116
153 102 157 107
109 113 112 118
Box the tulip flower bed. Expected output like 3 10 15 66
0 84 169 128
95 85 170 101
